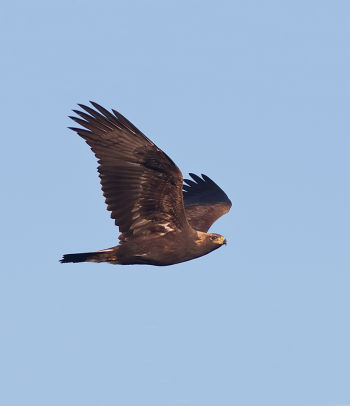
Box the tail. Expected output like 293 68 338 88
60 248 119 264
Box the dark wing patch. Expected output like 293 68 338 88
183 173 231 232
69 102 190 241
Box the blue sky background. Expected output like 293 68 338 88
1 1 349 405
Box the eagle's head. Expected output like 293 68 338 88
194 232 227 256
207 233 227 246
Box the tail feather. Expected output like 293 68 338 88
60 249 118 264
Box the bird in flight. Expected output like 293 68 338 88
60 102 231 266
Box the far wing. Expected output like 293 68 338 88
183 173 231 232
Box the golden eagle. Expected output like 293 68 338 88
60 102 231 266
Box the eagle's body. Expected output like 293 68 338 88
64 230 225 266
60 102 231 266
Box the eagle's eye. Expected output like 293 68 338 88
210 235 218 241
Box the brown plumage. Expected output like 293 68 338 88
60 102 231 266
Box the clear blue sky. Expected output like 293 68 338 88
1 1 349 405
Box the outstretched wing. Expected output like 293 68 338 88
183 173 231 232
69 102 191 242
